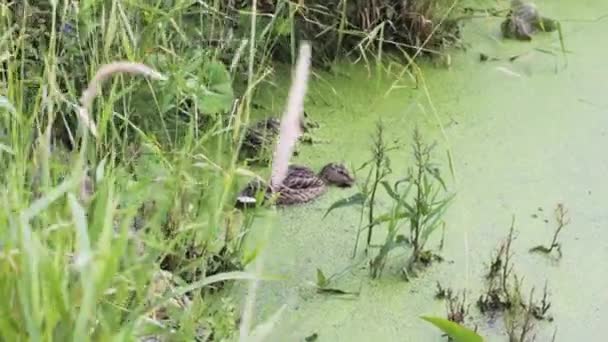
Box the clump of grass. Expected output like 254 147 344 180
530 203 569 259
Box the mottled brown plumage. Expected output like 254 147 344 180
235 163 354 208
501 0 557 40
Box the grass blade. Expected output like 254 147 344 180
421 316 484 342
323 192 367 219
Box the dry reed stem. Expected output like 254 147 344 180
77 61 166 138
269 42 311 189
238 42 312 342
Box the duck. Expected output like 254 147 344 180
239 112 318 162
235 162 355 208
501 0 558 40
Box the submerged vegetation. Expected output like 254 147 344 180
0 0 582 340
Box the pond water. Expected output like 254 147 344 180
244 1 608 340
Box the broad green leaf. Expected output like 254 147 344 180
323 192 366 219
420 316 484 342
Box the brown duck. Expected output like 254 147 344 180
501 0 558 40
235 163 355 207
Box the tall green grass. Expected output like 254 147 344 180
0 1 274 340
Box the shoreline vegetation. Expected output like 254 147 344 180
0 1 568 341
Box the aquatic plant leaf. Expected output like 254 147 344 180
420 316 484 342
356 158 374 171
317 287 358 296
425 165 447 191
316 268 328 288
381 180 400 201
323 192 366 219
305 333 319 341
380 210 412 224
420 195 454 244
395 234 409 245
529 245 551 254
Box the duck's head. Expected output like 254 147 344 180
319 163 355 187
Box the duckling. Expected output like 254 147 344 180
235 162 354 208
240 112 318 162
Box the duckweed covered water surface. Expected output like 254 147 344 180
245 1 608 340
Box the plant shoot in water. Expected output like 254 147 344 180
362 121 394 253
530 203 569 259
327 127 452 279
478 217 517 314
406 129 453 264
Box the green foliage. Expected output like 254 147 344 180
0 0 466 339
322 192 366 219
327 127 453 279
0 1 273 340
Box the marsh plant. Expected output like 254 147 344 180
504 283 556 342
478 218 518 314
445 290 470 325
404 130 453 265
359 121 396 254
530 203 569 259
327 127 452 279
477 219 556 341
